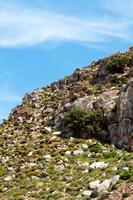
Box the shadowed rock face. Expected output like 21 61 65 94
4 47 133 151
115 78 133 151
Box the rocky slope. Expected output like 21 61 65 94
0 47 133 199
7 47 133 151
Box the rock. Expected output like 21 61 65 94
82 144 88 149
44 126 52 134
89 180 100 189
52 131 61 135
90 162 108 169
63 176 73 182
112 166 117 171
98 179 112 192
82 190 92 198
114 78 133 151
54 164 65 173
65 151 71 155
5 176 13 182
110 175 120 188
27 151 33 156
73 150 84 156
91 188 99 198
44 154 51 161
2 187 9 192
122 167 129 171
72 95 96 111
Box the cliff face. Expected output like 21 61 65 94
5 47 133 151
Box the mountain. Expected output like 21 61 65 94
0 47 133 199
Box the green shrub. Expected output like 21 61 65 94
118 169 133 180
64 107 104 138
103 151 116 159
106 56 130 74
122 192 129 198
90 143 103 153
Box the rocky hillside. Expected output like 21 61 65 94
6 47 133 151
0 47 133 199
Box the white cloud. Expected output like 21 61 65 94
0 2 132 48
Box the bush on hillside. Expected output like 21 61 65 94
106 56 130 74
64 107 104 138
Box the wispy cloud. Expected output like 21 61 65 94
102 0 133 18
0 2 132 48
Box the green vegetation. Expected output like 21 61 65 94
123 192 129 198
90 143 103 153
106 55 130 74
118 169 133 180
64 108 104 138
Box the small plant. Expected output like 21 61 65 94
103 151 116 159
123 192 129 198
90 143 103 153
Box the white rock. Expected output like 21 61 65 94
82 144 88 149
88 153 94 158
73 150 84 156
110 175 120 187
53 131 61 135
65 151 71 155
122 167 129 171
21 162 37 169
28 151 33 156
90 162 108 169
82 169 89 174
98 179 111 192
112 166 117 171
64 157 69 162
82 190 92 198
54 164 65 172
2 187 8 192
44 126 52 134
18 116 23 123
89 180 100 189
31 176 39 180
44 154 51 161
5 176 13 182
2 156 9 163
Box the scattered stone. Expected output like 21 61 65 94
44 126 52 134
73 150 84 156
82 190 92 198
52 131 61 135
122 167 129 171
44 154 51 161
5 176 13 182
54 164 65 173
89 180 100 189
65 151 71 155
90 162 108 169
82 144 88 149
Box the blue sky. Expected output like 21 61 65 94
0 0 133 121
